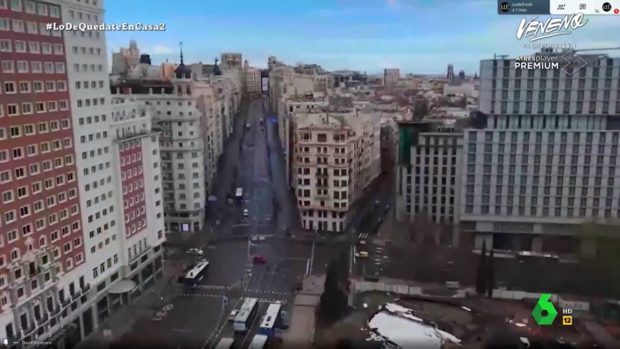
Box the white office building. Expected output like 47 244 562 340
462 49 620 253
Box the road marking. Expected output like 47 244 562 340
193 285 228 290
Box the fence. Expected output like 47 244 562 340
350 278 592 311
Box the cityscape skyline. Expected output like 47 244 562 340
105 0 620 74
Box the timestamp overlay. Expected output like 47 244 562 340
46 22 166 32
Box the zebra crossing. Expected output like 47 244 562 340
179 293 287 304
357 233 369 241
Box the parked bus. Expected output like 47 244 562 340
233 298 259 332
249 334 268 349
180 259 209 286
258 302 282 337
235 187 243 202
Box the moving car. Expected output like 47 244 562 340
243 208 249 218
246 123 251 129
186 248 204 256
253 255 267 264
355 251 369 258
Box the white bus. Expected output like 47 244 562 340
233 297 259 332
249 334 268 349
235 187 243 200
180 259 209 286
258 302 282 337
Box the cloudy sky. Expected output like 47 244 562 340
105 0 620 74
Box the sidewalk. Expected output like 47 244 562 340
76 258 182 349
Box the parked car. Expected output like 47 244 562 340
246 123 251 129
186 248 204 256
253 255 267 264
243 209 249 218
355 251 369 258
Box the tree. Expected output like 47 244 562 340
475 241 487 295
486 249 495 298
579 223 620 297
317 258 348 325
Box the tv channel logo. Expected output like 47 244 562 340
531 293 573 326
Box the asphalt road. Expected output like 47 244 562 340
200 98 319 348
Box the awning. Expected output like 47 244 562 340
107 279 137 294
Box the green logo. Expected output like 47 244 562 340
531 293 558 325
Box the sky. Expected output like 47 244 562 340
105 0 620 74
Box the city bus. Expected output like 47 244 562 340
235 187 243 202
249 334 268 349
180 259 209 286
258 302 282 337
233 297 259 332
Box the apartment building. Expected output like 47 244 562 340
245 67 261 95
395 122 464 245
383 68 400 87
111 66 207 234
0 1 86 345
220 52 242 70
110 39 139 75
462 50 620 253
0 0 165 347
292 110 381 232
109 96 165 299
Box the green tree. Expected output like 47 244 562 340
475 240 487 295
579 223 620 297
317 258 348 325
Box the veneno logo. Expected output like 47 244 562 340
516 13 588 42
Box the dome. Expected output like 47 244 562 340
175 62 191 79
174 41 191 79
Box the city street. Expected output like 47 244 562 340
111 96 396 348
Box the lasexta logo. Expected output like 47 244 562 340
532 293 558 325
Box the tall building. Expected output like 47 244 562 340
111 40 140 75
447 64 454 80
220 52 242 70
245 67 261 95
111 61 207 234
0 0 165 346
463 49 620 253
395 122 464 245
458 70 465 80
292 110 381 232
383 68 400 87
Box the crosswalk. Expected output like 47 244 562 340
357 233 369 240
179 293 287 304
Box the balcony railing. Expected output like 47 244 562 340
60 297 71 308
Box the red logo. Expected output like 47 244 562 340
615 8 620 14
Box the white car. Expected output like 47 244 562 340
228 309 239 322
246 123 251 129
355 251 369 258
186 248 204 256
243 209 249 218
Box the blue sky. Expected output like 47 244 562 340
105 0 620 74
